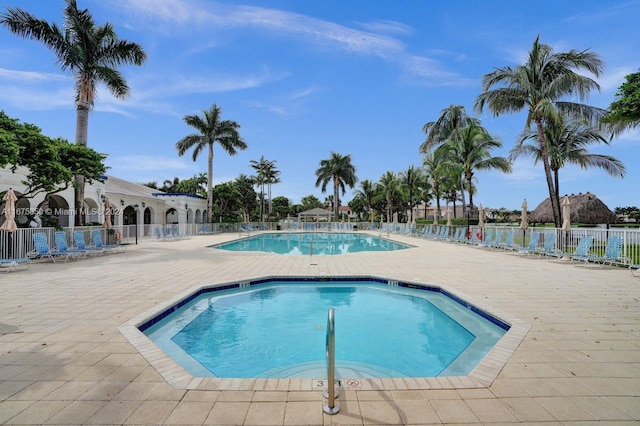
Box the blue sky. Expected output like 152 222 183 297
1 0 639 211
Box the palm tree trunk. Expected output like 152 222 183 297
207 143 214 223
333 177 339 221
459 176 467 220
467 173 474 215
554 169 560 203
74 104 90 226
536 121 561 227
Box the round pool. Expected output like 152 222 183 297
210 232 411 255
141 278 508 378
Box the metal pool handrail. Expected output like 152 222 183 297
323 307 339 414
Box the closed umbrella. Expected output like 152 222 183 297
561 196 571 231
433 208 439 226
1 189 18 259
561 195 571 254
103 198 112 229
478 204 485 229
519 199 528 230
1 188 18 233
446 206 452 227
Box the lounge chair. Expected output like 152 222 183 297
587 235 625 268
91 230 125 253
489 229 504 249
54 231 88 260
631 264 640 277
549 235 594 264
31 232 71 262
518 231 540 255
533 233 557 257
73 231 104 256
478 229 494 247
497 229 516 250
0 257 31 272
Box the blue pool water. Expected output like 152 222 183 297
211 232 410 255
143 279 507 378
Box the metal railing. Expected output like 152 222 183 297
323 307 339 415
3 221 638 267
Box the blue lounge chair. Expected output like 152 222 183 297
91 230 125 253
498 229 516 250
0 257 31 272
518 231 540 255
534 233 557 257
54 231 87 259
31 232 70 262
588 235 625 268
549 235 594 264
479 229 494 247
489 229 504 249
73 231 104 256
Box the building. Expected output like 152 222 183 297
1 166 207 234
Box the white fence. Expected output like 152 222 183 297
2 222 639 267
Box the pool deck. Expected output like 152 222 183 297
1 231 639 425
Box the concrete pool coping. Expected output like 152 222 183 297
1 230 639 424
119 274 530 391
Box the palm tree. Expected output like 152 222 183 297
162 177 181 193
250 156 273 221
264 161 281 215
315 152 358 221
420 105 478 153
438 122 512 213
422 148 449 223
511 117 625 202
377 171 399 222
1 0 146 225
399 166 425 224
475 36 605 227
176 103 246 223
353 179 377 222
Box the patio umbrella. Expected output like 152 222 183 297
561 196 571 231
103 198 112 229
478 204 485 229
0 188 18 233
1 189 18 259
519 199 528 230
393 212 398 224
446 206 452 227
433 208 439 226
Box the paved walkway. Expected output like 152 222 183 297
1 232 638 425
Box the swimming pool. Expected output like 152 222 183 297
141 278 508 378
211 232 411 255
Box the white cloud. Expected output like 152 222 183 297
107 0 463 86
107 155 192 172
0 67 69 83
355 19 413 36
598 66 635 93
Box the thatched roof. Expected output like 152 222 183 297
529 192 617 224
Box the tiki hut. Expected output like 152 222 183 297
529 192 617 225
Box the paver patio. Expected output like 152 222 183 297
1 232 638 425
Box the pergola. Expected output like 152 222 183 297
297 207 333 222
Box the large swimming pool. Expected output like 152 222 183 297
141 278 508 378
211 232 411 255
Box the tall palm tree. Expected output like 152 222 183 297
315 152 358 221
1 0 146 225
511 117 625 202
422 148 449 223
249 156 270 221
177 103 246 223
353 179 377 222
438 122 512 213
376 171 399 223
420 105 479 153
264 161 280 215
475 36 605 227
399 166 425 224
